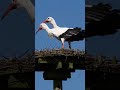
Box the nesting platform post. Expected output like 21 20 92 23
35 49 85 90
53 80 62 90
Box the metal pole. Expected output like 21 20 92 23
53 80 62 90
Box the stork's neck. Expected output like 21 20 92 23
51 20 59 28
44 26 51 33
22 0 35 22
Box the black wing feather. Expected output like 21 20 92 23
59 27 81 39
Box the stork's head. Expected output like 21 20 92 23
43 17 54 24
36 23 48 34
1 0 22 20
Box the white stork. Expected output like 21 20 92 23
1 0 34 22
36 23 80 49
42 17 81 49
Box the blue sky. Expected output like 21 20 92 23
35 0 85 90
35 0 85 50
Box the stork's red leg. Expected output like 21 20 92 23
62 43 64 49
61 38 65 49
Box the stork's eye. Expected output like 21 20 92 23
47 18 49 19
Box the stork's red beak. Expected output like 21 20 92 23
1 3 17 20
43 20 49 23
36 27 43 34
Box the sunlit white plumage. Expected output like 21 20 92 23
36 23 76 49
43 17 80 49
36 22 80 49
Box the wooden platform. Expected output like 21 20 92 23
0 49 120 88
0 49 120 76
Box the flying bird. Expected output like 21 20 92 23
1 0 34 22
42 17 85 49
36 23 82 49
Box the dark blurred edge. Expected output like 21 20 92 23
0 0 35 89
85 0 120 90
